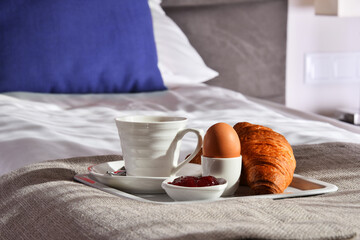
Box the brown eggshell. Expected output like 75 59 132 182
203 122 241 158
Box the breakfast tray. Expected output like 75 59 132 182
74 173 338 204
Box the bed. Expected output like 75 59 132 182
1 0 360 239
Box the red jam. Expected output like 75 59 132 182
169 176 220 187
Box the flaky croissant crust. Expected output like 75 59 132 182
234 122 296 194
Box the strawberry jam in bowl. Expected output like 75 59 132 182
169 176 220 187
161 176 227 201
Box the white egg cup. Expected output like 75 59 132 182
201 156 242 196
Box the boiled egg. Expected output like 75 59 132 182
203 122 241 158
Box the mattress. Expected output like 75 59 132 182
1 84 360 177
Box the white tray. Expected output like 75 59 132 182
74 173 338 204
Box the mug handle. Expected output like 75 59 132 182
170 128 204 176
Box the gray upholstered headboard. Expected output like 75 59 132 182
162 0 287 104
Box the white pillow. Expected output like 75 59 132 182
148 0 219 87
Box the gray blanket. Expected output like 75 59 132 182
1 142 360 240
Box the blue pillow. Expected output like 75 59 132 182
0 0 166 93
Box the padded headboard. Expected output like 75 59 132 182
162 0 287 104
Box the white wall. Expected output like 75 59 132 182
286 0 360 116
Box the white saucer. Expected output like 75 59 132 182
88 161 202 194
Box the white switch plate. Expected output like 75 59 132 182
305 52 360 85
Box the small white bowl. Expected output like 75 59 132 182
161 176 228 201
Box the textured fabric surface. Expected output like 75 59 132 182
2 85 360 177
1 142 360 239
149 0 219 87
164 0 287 103
162 0 266 7
0 0 165 93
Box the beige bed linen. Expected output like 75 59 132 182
1 142 359 240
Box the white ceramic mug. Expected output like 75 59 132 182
201 156 242 196
115 116 203 177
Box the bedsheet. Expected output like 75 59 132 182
1 84 360 176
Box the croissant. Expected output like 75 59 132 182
233 122 296 195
